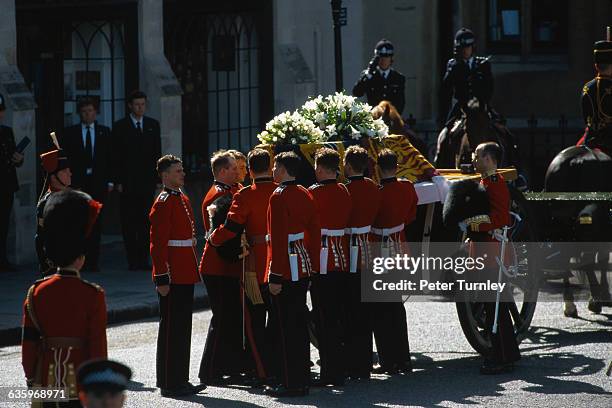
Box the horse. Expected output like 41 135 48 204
544 145 612 316
434 99 520 171
371 100 430 159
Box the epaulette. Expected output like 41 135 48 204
308 183 323 191
274 184 287 194
81 279 104 293
157 191 169 202
32 275 52 286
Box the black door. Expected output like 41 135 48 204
164 0 273 180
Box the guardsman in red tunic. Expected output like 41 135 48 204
343 145 382 380
36 148 72 276
21 189 105 407
467 142 520 374
263 151 320 397
198 150 247 384
207 148 277 382
371 148 417 375
149 155 203 397
307 148 351 386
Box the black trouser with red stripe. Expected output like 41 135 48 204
311 272 347 381
267 278 310 389
199 275 246 382
156 284 194 389
371 301 411 370
345 271 373 377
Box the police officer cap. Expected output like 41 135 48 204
594 40 612 64
375 39 394 57
78 359 132 393
0 93 5 111
454 28 475 48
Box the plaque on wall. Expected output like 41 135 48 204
212 35 236 71
76 70 101 90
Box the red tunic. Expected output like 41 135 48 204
308 180 352 273
200 181 242 277
265 180 321 283
345 176 382 229
345 176 382 270
149 187 200 285
209 177 278 284
201 181 241 233
469 173 511 267
21 269 107 398
372 177 418 242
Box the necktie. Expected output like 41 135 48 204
85 126 93 164
136 121 143 134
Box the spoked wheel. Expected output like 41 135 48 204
456 185 539 355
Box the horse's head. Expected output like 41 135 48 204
372 100 404 134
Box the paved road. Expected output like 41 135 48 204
1 301 610 407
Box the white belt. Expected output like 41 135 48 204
265 233 304 243
288 232 304 242
168 238 196 247
321 228 345 237
345 226 371 235
371 224 404 237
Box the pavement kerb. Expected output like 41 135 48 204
0 293 210 348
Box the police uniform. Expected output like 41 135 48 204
579 40 612 154
466 172 521 373
207 176 278 381
344 175 382 378
441 28 494 125
0 93 24 270
308 179 352 385
36 149 71 276
149 186 200 392
264 180 320 396
198 180 246 383
352 39 406 114
371 176 417 373
21 190 105 407
77 359 132 400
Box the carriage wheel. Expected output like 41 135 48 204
456 185 539 355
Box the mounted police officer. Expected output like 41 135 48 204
579 37 612 154
441 28 497 128
353 39 406 115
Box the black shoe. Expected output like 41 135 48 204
588 298 602 314
310 376 345 387
396 362 413 374
372 364 397 375
348 372 371 381
263 385 309 397
161 382 204 397
480 361 514 375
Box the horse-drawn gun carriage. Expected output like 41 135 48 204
255 90 609 360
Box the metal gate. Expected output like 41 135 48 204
165 3 273 176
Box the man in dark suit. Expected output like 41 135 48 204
0 93 24 272
113 90 161 270
61 96 113 272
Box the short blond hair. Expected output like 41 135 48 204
228 149 246 162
